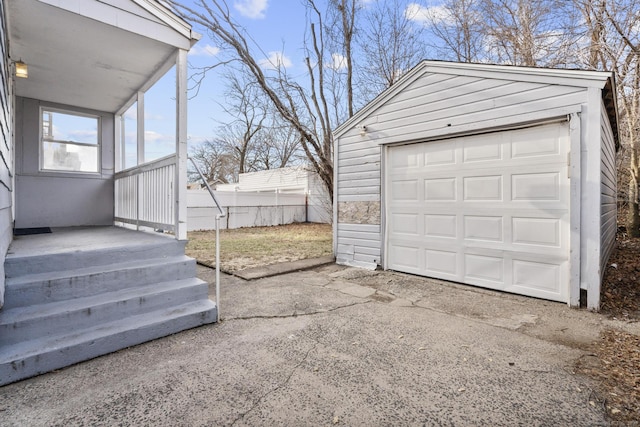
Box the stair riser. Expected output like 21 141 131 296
5 241 187 277
4 258 197 309
0 301 217 386
0 280 209 346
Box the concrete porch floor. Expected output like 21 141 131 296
7 226 176 258
2 260 640 425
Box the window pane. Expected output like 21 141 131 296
42 111 98 145
42 142 98 172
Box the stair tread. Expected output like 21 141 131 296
6 230 179 260
6 255 194 286
0 299 217 362
0 277 207 325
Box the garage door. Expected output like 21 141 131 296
386 122 570 302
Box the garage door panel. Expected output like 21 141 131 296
512 260 561 292
425 249 458 276
390 145 420 169
387 122 570 302
463 136 503 162
510 125 563 159
391 179 419 201
424 178 457 200
511 173 561 201
425 214 457 238
464 254 504 284
463 215 503 242
512 217 561 247
389 244 420 270
463 175 503 201
389 213 419 235
425 142 456 165
510 260 567 300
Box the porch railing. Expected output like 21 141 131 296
114 154 176 232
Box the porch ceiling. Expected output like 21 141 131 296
7 0 187 114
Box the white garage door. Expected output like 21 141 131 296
386 122 570 302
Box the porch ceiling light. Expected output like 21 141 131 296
15 60 28 78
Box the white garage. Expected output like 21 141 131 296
333 61 618 310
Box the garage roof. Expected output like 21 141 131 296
336 60 619 148
7 0 200 113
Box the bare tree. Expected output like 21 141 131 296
188 138 237 185
217 72 267 175
358 0 427 99
326 0 357 117
169 0 358 201
577 0 640 235
252 111 304 170
480 0 581 67
421 0 485 63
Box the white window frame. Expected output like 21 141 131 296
39 106 101 174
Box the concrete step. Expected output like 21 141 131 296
3 255 197 309
0 299 217 386
5 238 186 278
0 277 209 346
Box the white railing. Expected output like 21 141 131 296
115 154 176 232
189 157 225 322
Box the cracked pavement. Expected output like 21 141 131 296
2 262 635 426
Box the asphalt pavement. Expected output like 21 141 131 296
2 260 636 426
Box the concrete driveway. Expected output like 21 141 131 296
2 262 635 426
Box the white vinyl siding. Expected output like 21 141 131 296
0 0 12 307
600 101 617 274
336 223 381 266
341 72 590 146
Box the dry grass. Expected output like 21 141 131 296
575 329 640 422
577 226 640 423
186 223 332 272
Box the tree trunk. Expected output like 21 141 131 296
629 147 640 237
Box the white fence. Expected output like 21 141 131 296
188 190 311 231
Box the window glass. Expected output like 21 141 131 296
41 109 99 173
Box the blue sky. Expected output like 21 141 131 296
185 0 311 137
138 0 442 164
140 0 312 163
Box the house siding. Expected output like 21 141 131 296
335 65 591 269
14 97 114 228
0 0 12 307
600 100 617 276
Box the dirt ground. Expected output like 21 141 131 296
576 230 640 424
